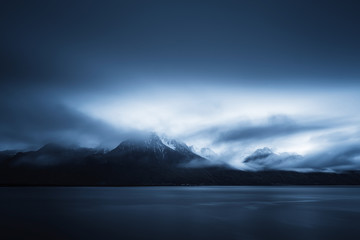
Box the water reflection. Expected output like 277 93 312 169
1 186 360 240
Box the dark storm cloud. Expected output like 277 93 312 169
0 94 134 150
1 0 360 91
209 115 330 144
1 0 360 158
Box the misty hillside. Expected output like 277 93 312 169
1 133 360 186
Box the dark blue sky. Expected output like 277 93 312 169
1 0 360 170
1 0 360 89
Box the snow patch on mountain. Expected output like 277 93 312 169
159 136 177 150
190 146 218 160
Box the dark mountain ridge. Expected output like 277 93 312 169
1 134 360 186
106 133 204 167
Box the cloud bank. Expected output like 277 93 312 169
241 143 360 172
214 115 329 143
0 95 136 150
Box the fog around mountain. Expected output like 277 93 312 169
1 1 360 173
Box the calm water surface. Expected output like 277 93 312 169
1 186 360 240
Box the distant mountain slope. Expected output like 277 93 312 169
7 143 100 166
106 133 205 167
244 147 303 170
1 134 360 186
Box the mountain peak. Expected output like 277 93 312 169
160 135 188 150
107 133 205 166
244 147 274 163
110 132 166 154
144 132 163 146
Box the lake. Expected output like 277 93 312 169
1 186 360 240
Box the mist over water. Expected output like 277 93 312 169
1 187 360 240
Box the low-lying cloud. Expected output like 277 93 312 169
242 143 360 172
214 115 330 144
0 96 135 150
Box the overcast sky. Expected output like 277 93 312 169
1 0 360 170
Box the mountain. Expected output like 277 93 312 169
1 134 360 186
244 147 303 171
190 146 218 160
244 147 274 163
6 143 100 167
0 133 215 185
106 133 205 167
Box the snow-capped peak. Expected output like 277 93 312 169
159 136 176 150
190 146 218 160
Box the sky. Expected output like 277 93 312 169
1 0 360 171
